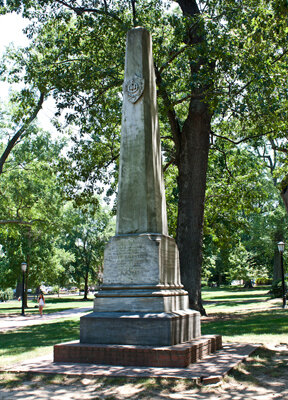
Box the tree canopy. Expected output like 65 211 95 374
1 0 288 312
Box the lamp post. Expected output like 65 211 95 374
277 242 287 309
21 262 27 316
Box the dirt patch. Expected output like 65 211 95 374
0 347 287 400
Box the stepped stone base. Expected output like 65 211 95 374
54 335 222 368
80 310 200 346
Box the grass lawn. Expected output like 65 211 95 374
0 318 80 368
0 286 287 368
0 295 94 316
201 285 288 345
202 286 272 313
0 319 80 368
0 286 287 397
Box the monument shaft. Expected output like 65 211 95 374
116 28 168 236
80 27 201 346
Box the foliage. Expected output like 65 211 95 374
1 0 287 202
0 288 13 302
202 140 288 285
0 128 67 290
1 0 288 311
57 202 114 297
269 279 288 299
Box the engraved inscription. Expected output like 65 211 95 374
104 236 159 285
124 75 145 103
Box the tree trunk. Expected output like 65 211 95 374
16 281 22 299
281 185 288 213
83 268 89 300
273 248 282 282
176 98 211 315
24 255 30 308
273 230 284 282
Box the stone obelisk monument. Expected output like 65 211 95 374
54 27 221 367
80 27 200 346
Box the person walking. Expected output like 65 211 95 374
37 292 45 317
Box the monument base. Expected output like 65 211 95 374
54 335 222 368
80 310 200 346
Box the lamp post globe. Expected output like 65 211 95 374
21 262 27 273
277 241 285 254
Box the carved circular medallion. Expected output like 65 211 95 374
124 76 145 103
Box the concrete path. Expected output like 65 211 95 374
0 308 92 332
3 343 258 383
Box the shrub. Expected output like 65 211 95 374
52 286 60 294
269 280 288 298
0 288 14 302
256 277 272 285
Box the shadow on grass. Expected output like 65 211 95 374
202 310 288 337
0 373 198 393
227 346 288 387
203 293 270 301
203 286 270 293
45 297 93 304
0 320 80 358
0 307 21 312
203 299 270 308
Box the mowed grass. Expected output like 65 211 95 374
202 286 272 313
202 286 288 345
0 295 93 367
202 310 288 345
0 319 80 368
0 287 287 368
0 295 94 316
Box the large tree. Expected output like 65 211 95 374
0 126 66 298
59 202 114 299
203 141 288 286
1 0 287 313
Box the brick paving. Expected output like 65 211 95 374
54 335 222 367
3 343 258 383
0 307 259 382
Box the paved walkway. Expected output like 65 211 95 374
0 307 92 332
2 343 258 383
0 308 259 382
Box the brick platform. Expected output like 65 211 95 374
54 335 222 368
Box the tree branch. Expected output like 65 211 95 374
211 131 270 145
0 219 45 225
175 0 200 16
0 91 45 175
159 45 189 74
230 48 288 98
155 64 181 165
163 158 175 172
270 138 288 154
131 0 137 26
210 145 233 178
54 0 124 24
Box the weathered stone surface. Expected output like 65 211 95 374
80 310 201 346
93 288 189 313
116 27 168 236
93 234 189 313
103 234 181 287
78 27 201 348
